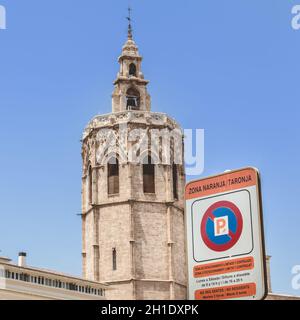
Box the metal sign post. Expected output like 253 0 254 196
185 167 267 300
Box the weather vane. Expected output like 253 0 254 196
127 6 132 23
126 6 133 39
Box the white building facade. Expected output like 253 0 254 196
0 254 107 300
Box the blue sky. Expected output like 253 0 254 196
0 0 299 296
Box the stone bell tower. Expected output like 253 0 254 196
81 13 187 300
111 18 151 113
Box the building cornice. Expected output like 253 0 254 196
105 278 187 288
82 199 184 216
82 111 182 140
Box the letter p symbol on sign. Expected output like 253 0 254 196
214 216 229 236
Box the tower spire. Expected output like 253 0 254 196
127 6 133 39
112 7 150 113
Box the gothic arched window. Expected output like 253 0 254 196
88 166 93 204
143 156 155 194
126 87 140 110
129 63 137 77
108 157 119 195
172 163 178 200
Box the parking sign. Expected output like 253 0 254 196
185 167 267 300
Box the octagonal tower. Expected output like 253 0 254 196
81 21 187 300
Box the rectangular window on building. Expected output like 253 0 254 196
108 158 119 195
112 248 117 271
172 164 178 200
143 156 155 194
